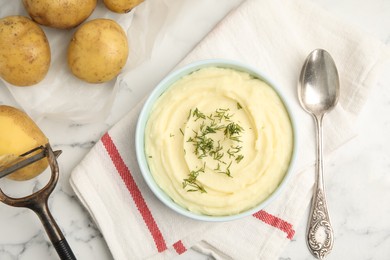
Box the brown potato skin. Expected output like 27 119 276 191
23 0 97 29
0 105 49 181
0 16 51 87
103 0 144 13
67 19 129 83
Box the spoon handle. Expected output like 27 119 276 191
307 115 334 259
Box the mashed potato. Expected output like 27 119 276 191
145 67 293 216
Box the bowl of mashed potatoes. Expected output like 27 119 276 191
135 59 297 221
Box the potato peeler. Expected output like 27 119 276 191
0 144 77 260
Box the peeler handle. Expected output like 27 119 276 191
53 239 77 260
0 144 76 259
33 201 77 260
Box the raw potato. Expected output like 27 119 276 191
0 105 49 181
0 16 51 87
103 0 144 13
67 19 129 83
23 0 97 29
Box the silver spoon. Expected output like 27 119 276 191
298 49 339 259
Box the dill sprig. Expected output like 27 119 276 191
224 122 244 140
181 106 246 193
209 141 224 161
227 145 242 158
235 155 244 163
182 164 206 193
218 161 233 177
214 108 233 122
192 108 206 121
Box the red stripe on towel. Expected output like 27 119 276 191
253 210 295 239
173 240 187 255
102 133 168 252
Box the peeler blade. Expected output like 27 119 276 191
0 145 62 179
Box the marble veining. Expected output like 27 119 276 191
0 0 389 259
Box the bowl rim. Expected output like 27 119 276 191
135 58 298 222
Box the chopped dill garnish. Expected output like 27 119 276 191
214 108 233 122
180 106 247 193
236 155 244 163
182 164 206 193
194 136 214 159
227 145 242 158
218 161 233 177
193 108 206 121
224 122 244 139
209 141 224 161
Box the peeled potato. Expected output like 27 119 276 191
23 0 97 29
0 105 49 181
103 0 144 13
67 19 129 83
0 16 51 87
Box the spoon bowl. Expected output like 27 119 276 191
298 49 340 259
298 49 340 116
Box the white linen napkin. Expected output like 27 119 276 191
70 0 390 259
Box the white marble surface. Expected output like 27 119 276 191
0 0 389 259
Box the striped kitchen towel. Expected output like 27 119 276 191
70 101 306 259
70 0 389 259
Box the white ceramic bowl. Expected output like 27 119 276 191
135 59 297 222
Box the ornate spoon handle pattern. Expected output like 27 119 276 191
306 114 334 259
307 189 334 259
